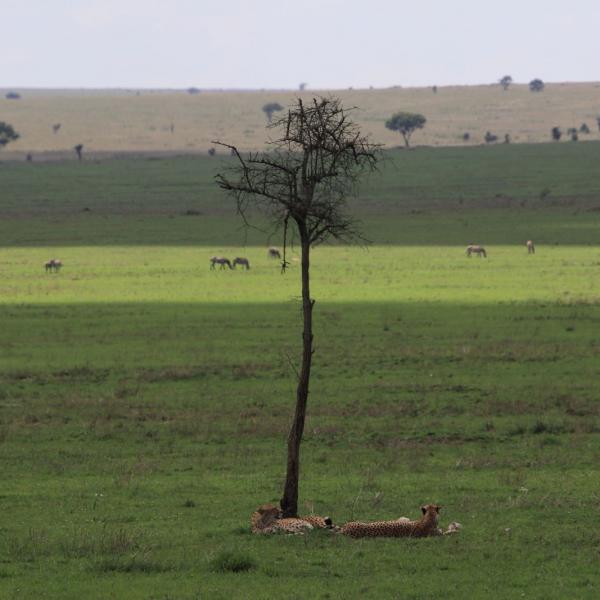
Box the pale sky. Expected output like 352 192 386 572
3 0 600 89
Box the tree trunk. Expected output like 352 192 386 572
280 227 313 517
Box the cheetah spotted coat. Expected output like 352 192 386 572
251 504 334 534
340 504 442 538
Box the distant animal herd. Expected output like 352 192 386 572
465 240 534 259
209 247 281 271
209 242 537 271
41 241 537 275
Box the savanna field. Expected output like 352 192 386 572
1 143 599 598
2 82 600 157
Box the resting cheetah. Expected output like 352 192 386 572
251 503 334 535
340 504 442 538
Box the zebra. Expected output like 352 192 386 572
267 247 281 259
526 240 535 254
466 245 487 258
210 256 233 270
44 259 62 273
232 257 250 270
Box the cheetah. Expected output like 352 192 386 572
340 504 443 539
299 515 334 529
251 503 334 535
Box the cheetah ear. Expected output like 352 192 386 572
435 505 441 513
421 506 427 515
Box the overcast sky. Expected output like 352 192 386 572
3 0 600 89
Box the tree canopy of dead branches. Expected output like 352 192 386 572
215 97 380 248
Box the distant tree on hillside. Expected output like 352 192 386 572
567 128 578 141
499 75 513 91
5 92 21 100
74 144 84 161
462 132 470 141
551 127 562 141
504 134 511 144
299 82 307 91
52 123 61 134
214 97 380 518
597 117 600 131
529 79 544 92
385 112 426 147
579 123 590 134
187 87 201 95
262 102 284 123
484 131 498 143
0 122 20 149
432 85 438 94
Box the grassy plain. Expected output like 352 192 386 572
0 144 599 599
1 82 600 157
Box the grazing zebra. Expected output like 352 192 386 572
526 240 535 254
466 244 487 258
232 257 250 270
267 247 281 259
44 259 62 273
210 256 232 270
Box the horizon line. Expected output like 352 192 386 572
2 80 600 93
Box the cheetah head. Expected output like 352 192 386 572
255 503 282 527
420 504 441 522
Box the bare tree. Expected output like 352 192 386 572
74 144 84 161
214 97 380 517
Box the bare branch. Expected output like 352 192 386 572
282 349 300 381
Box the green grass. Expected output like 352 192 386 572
2 142 600 247
0 145 599 598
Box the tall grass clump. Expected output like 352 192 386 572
209 549 257 573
